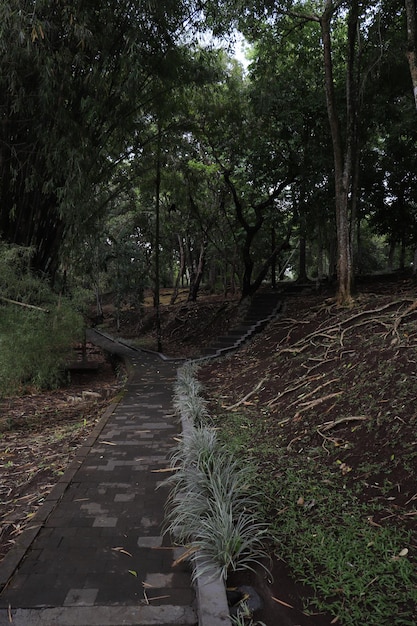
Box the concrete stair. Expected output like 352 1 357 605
199 290 282 359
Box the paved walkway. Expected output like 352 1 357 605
0 332 197 626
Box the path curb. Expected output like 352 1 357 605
0 605 196 626
194 570 230 626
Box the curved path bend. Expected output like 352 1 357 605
0 331 196 626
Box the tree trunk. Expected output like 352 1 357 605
297 233 308 282
188 240 206 302
388 241 396 271
320 1 359 305
271 227 277 288
413 246 417 274
356 216 362 274
405 0 417 111
170 234 185 305
154 126 162 352
399 237 407 270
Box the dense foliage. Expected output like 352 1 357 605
0 0 207 278
1 1 416 308
0 244 84 395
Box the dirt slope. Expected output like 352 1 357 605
197 276 417 624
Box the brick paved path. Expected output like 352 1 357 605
0 333 196 626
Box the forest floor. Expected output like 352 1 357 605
1 279 417 624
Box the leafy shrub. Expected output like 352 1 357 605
0 243 83 396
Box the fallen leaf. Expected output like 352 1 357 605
172 545 198 567
111 547 132 557
271 596 294 609
367 516 382 528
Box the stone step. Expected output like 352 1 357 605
207 343 238 351
226 327 252 335
201 291 282 358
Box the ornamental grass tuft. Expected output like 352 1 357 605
165 364 271 582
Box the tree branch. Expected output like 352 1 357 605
0 296 49 313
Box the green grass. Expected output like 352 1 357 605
269 463 415 625
212 414 417 626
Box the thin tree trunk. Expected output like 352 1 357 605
388 241 396 271
405 0 417 110
413 246 417 274
400 237 407 270
271 227 277 288
154 125 162 352
298 233 307 282
188 240 206 302
170 234 185 305
320 1 358 305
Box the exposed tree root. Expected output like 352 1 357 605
317 415 369 432
267 374 324 408
224 376 269 411
293 392 343 418
256 296 417 426
286 377 339 410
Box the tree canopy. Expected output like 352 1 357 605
1 0 416 304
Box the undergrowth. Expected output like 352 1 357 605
0 243 84 396
213 416 417 625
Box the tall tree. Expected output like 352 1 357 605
319 0 360 304
0 0 206 280
236 1 401 303
185 56 298 298
246 14 333 282
405 0 417 110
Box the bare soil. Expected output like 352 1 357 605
197 276 417 625
1 280 417 625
